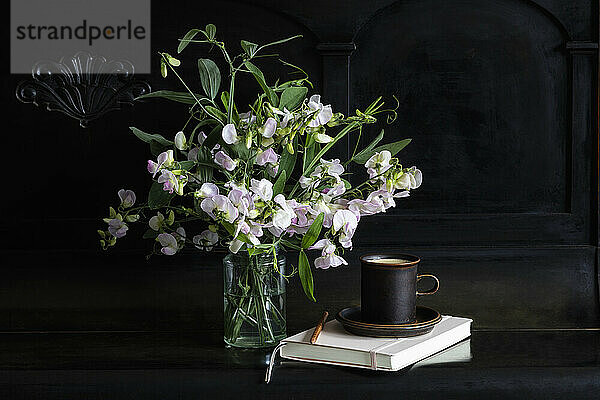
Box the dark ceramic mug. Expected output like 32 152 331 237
360 254 439 324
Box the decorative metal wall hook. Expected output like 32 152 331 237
16 51 151 127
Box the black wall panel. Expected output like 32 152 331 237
1 0 598 329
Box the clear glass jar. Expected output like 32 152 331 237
223 248 286 348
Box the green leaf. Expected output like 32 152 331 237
273 169 287 196
194 146 215 183
197 58 221 100
150 139 170 157
136 90 206 105
148 182 173 209
352 129 385 164
241 40 258 57
205 24 216 40
230 140 251 159
354 138 412 164
178 160 196 170
244 61 278 106
203 124 222 149
259 35 302 51
301 212 324 249
142 229 159 239
304 122 360 175
130 127 173 146
278 136 297 178
222 222 252 245
178 29 200 53
298 250 316 302
279 86 308 111
248 247 268 256
302 134 317 172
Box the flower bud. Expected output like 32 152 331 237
167 210 175 226
126 214 140 223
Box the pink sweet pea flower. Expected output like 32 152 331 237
117 189 136 208
107 218 128 238
157 170 180 194
255 148 279 166
147 150 175 178
214 151 237 171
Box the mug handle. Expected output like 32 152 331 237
416 274 440 296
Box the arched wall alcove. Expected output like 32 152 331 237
348 0 595 248
352 0 570 215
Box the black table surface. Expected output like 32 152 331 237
1 327 599 400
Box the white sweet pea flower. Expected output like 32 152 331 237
157 233 178 255
222 124 239 144
312 158 344 179
309 239 348 269
272 194 295 231
196 183 219 198
390 172 413 191
200 195 239 223
310 195 345 228
326 181 346 197
348 198 384 218
367 189 396 210
174 131 187 150
149 212 165 231
307 94 333 127
187 146 199 161
314 132 334 143
228 188 252 216
193 230 219 251
239 111 256 125
332 210 359 248
410 168 423 189
229 238 245 254
365 150 392 170
260 117 277 138
250 178 273 202
158 150 175 167
273 107 294 128
117 189 136 208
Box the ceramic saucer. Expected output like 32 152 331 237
336 306 442 338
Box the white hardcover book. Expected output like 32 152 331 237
280 316 472 371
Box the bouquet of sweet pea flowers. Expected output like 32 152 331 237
99 24 421 304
